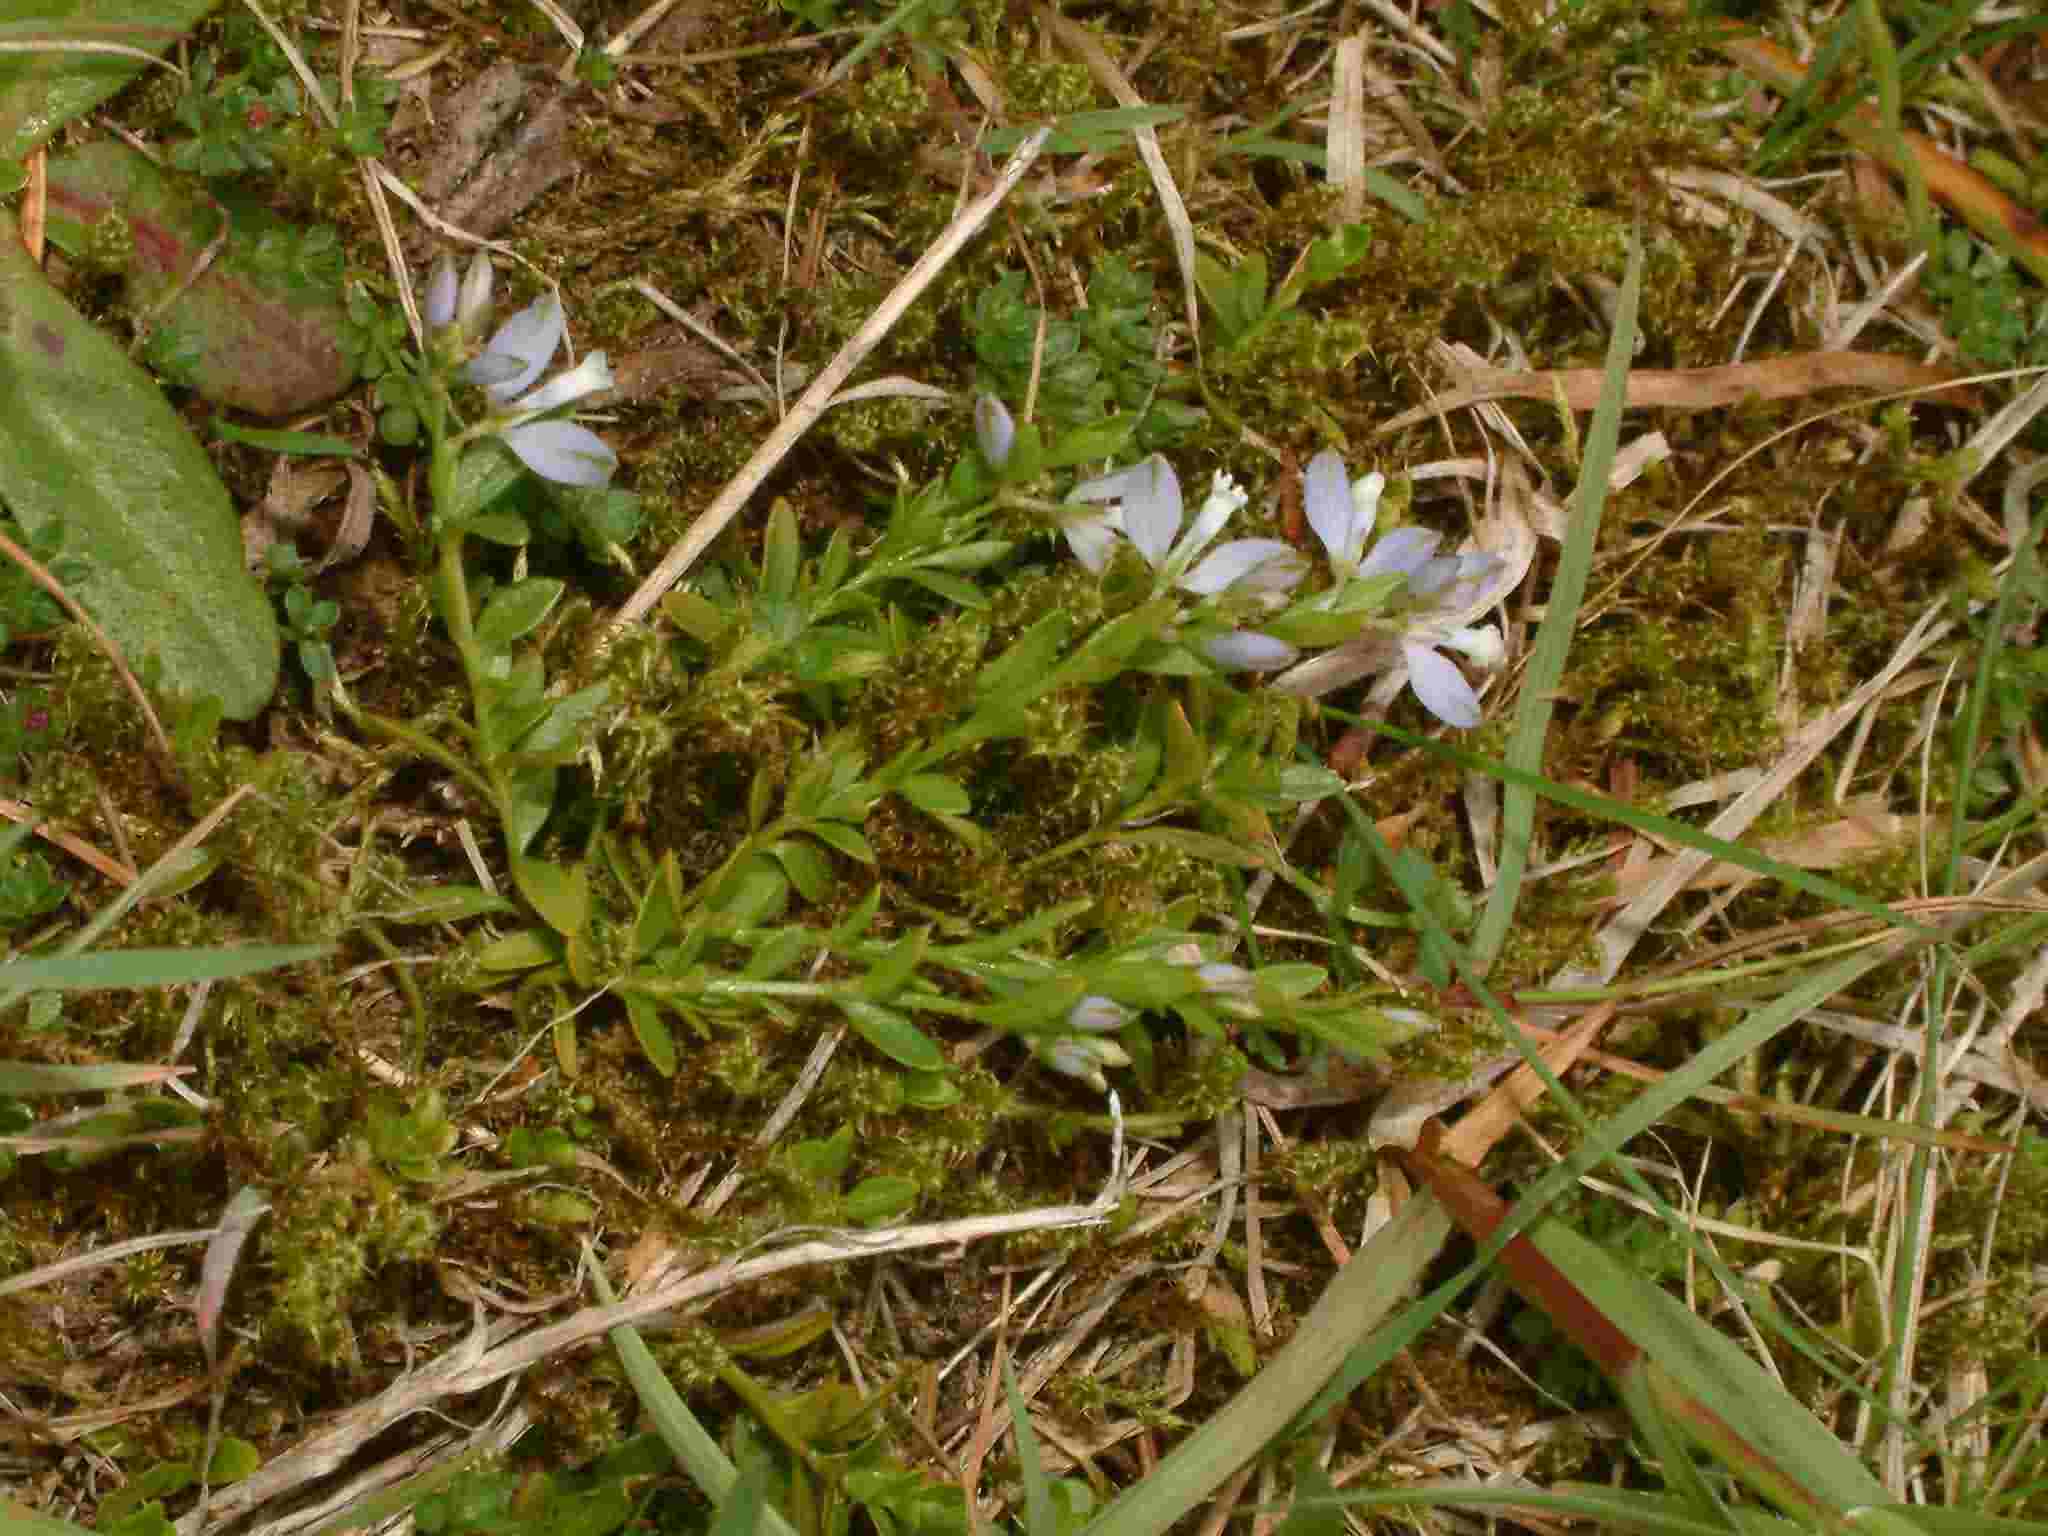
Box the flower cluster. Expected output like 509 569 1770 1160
425 253 618 488
982 389 1510 728
1284 449 1505 727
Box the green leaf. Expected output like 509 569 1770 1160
0 1 224 163
0 208 279 719
0 1061 185 1095
44 143 356 415
0 944 322 992
898 774 970 815
772 837 834 903
205 1437 261 1485
474 928 559 972
807 820 874 865
903 569 987 608
515 684 609 763
844 1175 917 1225
663 590 731 646
374 885 516 924
762 497 800 603
624 993 676 1077
475 578 565 653
513 857 589 937
713 856 790 927
1004 1358 1056 1536
839 998 945 1071
860 927 928 1002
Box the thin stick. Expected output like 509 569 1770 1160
0 797 135 886
607 127 1051 631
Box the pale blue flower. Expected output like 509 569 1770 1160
1283 450 1506 727
463 289 618 488
1065 458 1305 596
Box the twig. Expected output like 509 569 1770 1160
607 127 1051 630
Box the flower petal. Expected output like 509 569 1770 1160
1204 630 1300 671
1120 457 1183 569
1069 461 1156 505
1401 640 1481 727
1182 538 1305 595
1173 470 1247 570
502 419 618 487
475 292 563 402
1436 624 1503 668
1061 509 1122 572
1303 450 1369 569
513 351 614 414
1358 525 1441 580
423 256 458 330
1407 555 1463 599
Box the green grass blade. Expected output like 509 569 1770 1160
589 1252 800 1536
0 945 324 992
1079 1194 1452 1536
1005 1357 1055 1536
0 1061 186 1094
1350 722 1934 939
1468 229 1642 975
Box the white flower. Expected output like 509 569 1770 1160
465 290 618 488
1350 521 1503 728
1302 449 1383 577
1065 458 1305 597
1279 450 1509 727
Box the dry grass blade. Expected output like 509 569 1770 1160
608 126 1051 630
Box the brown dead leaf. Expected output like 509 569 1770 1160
1607 794 1915 903
1378 351 1973 435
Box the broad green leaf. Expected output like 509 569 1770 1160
205 1437 260 1484
844 1174 917 1225
0 1 222 162
475 578 565 653
839 998 945 1071
513 857 589 937
44 142 355 414
771 838 833 903
474 928 559 972
0 209 279 719
0 944 321 992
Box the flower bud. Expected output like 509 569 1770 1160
974 395 1015 469
455 252 496 340
423 255 459 330
1066 995 1131 1034
1205 630 1300 672
1036 1034 1132 1093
